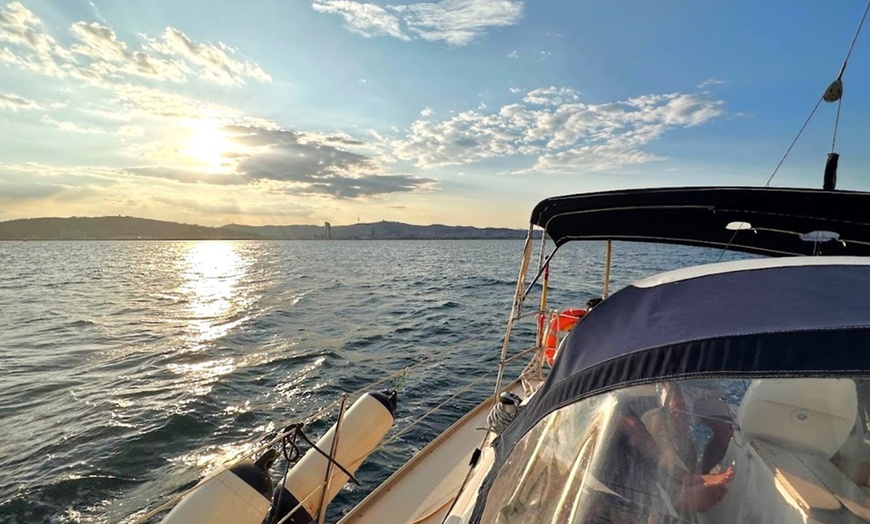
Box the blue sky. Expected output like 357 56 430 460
2 0 870 227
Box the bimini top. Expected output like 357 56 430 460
531 186 870 256
499 257 870 454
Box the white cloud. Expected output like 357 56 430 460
393 0 523 46
698 78 726 89
0 5 270 86
530 144 665 173
0 92 41 111
312 0 523 46
117 125 145 137
111 84 275 127
0 2 71 76
523 86 579 106
70 21 189 83
0 161 122 206
43 115 106 134
121 140 181 162
311 1 410 40
420 107 434 117
0 160 329 224
508 87 521 94
392 88 724 172
71 22 129 62
0 3 448 210
143 27 271 85
508 49 518 59
125 124 436 198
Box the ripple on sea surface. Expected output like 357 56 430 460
0 239 752 523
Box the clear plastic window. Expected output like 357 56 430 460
482 378 870 523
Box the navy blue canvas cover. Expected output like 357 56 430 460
472 261 870 522
511 262 870 453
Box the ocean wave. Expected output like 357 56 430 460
0 239 729 522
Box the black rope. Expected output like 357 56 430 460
268 420 365 524
269 423 304 524
271 452 293 524
280 423 303 462
271 422 361 485
295 427 361 485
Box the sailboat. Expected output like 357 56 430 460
131 5 870 524
138 187 870 524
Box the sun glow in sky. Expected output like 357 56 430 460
3 1 870 228
180 119 240 172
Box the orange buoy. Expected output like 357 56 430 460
543 308 587 364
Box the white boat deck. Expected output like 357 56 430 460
338 381 526 524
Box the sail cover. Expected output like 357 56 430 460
531 186 870 256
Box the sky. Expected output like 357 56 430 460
2 0 870 228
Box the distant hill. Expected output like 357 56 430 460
222 221 530 239
0 216 531 240
0 217 262 240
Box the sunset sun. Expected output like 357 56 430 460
181 119 237 171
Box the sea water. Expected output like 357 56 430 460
0 239 750 523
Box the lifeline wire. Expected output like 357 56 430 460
380 371 495 448
131 331 491 523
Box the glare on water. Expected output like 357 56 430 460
179 241 250 343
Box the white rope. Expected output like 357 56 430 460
486 398 523 435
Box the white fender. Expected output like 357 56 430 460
160 460 273 524
271 390 397 524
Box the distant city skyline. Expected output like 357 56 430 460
3 1 870 227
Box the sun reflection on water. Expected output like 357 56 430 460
166 358 237 396
179 241 251 344
174 419 277 476
165 242 256 397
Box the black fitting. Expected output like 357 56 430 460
824 152 839 191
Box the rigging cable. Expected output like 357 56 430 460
831 0 870 151
831 97 844 152
766 0 870 187
715 228 741 263
837 0 870 80
763 97 823 187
